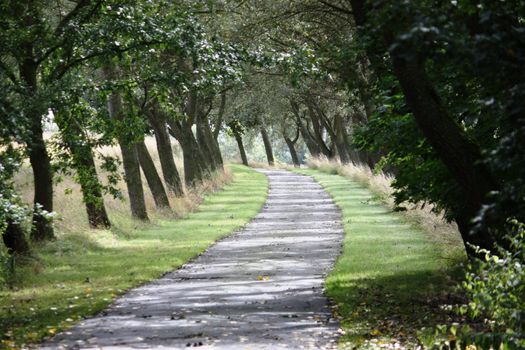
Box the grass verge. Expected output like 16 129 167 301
295 168 465 349
0 164 267 349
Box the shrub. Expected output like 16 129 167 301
421 219 525 349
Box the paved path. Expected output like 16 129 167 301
43 169 343 349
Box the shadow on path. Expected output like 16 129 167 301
41 170 343 350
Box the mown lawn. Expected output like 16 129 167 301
0 164 268 349
296 168 465 349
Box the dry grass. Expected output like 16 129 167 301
306 157 465 260
12 136 232 237
243 160 294 170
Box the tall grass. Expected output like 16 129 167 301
10 136 230 238
2 132 265 348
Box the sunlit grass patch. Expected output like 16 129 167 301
295 168 465 349
0 164 268 348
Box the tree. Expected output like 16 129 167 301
53 103 111 229
0 0 188 239
345 0 524 254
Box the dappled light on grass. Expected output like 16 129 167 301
296 169 465 348
0 165 267 348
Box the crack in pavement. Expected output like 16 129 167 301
42 169 344 349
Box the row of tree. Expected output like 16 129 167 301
2 0 524 261
224 0 524 258
0 1 262 255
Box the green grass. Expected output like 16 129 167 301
295 168 465 349
0 164 268 349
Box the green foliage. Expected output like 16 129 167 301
0 150 29 232
461 220 524 348
351 0 525 243
418 219 525 349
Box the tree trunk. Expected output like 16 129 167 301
305 103 333 158
260 126 275 166
168 120 209 187
196 112 220 172
233 129 249 166
136 141 170 209
203 116 224 170
388 53 497 253
333 114 352 164
291 101 322 158
297 119 321 157
119 142 149 220
103 64 148 221
55 110 111 229
147 108 184 197
213 92 227 141
3 221 30 255
19 59 55 241
284 137 300 167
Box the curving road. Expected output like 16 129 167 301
42 169 343 349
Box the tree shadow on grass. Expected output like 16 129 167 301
329 267 466 347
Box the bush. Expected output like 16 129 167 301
461 220 524 349
0 246 15 289
421 219 525 349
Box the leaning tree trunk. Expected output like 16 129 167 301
3 221 30 255
349 0 497 254
297 120 321 158
260 126 275 166
74 151 111 228
104 64 148 221
136 141 170 209
333 114 352 164
168 120 209 187
196 113 220 173
20 59 55 241
284 137 300 167
147 107 184 197
305 103 333 158
55 110 111 228
291 101 323 158
233 129 249 166
201 115 224 170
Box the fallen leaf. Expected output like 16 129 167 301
370 329 381 336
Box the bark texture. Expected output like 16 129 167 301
260 126 275 166
20 59 55 241
147 107 184 197
168 119 209 187
137 141 170 209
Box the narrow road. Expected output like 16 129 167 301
43 169 343 349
